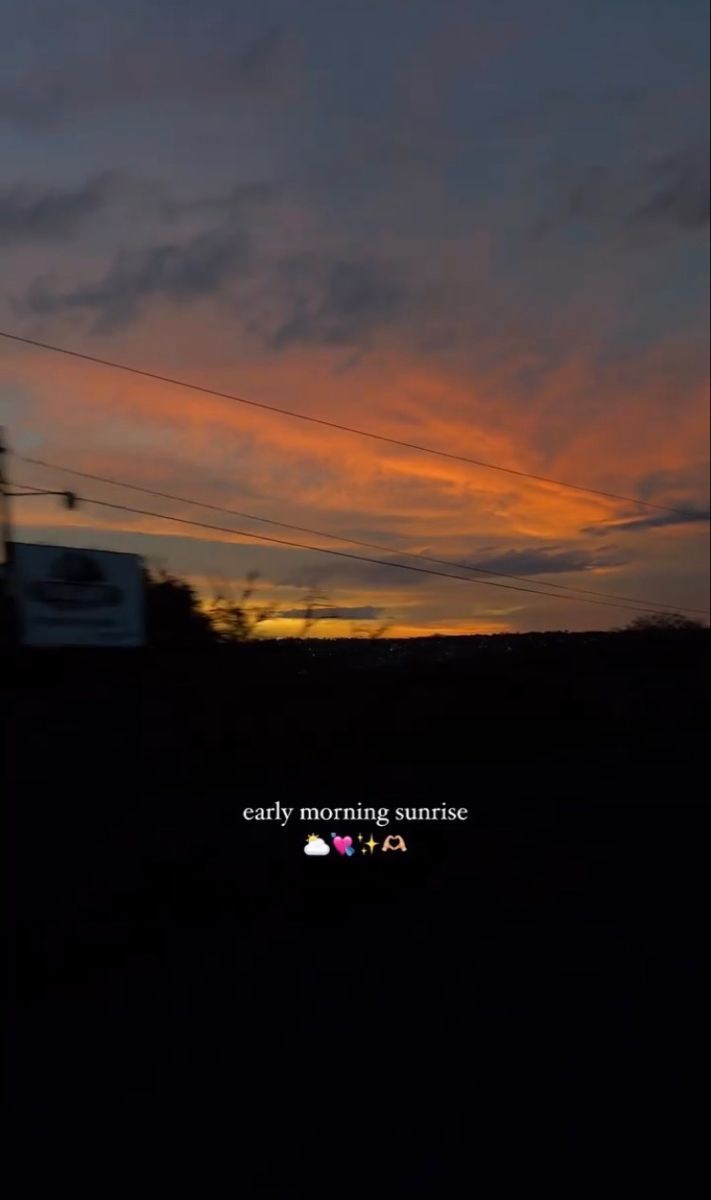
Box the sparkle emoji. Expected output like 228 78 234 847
361 834 379 855
381 834 407 853
304 834 330 857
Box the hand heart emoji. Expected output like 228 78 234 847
332 836 353 856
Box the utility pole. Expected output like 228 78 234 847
0 426 18 650
1 425 18 1079
0 425 12 566
0 429 78 648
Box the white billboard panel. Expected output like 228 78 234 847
12 543 144 647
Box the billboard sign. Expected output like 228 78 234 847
11 543 144 647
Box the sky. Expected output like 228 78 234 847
1 0 709 636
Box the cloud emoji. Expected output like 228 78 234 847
304 835 330 857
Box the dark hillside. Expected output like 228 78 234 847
7 630 709 1195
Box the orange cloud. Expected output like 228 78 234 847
4 313 708 633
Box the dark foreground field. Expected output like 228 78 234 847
7 631 710 1196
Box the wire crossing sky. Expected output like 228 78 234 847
12 452 709 615
12 479 701 617
1 330 704 519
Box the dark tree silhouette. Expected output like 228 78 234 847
144 567 217 647
205 572 277 642
623 612 707 633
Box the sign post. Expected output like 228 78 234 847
12 543 145 647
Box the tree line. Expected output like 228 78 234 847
143 567 706 646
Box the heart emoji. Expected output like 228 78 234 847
332 835 353 857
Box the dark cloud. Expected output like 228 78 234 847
0 173 119 244
503 84 643 144
628 149 710 233
26 229 249 332
583 509 710 536
162 181 283 222
232 26 286 94
530 165 624 238
533 145 710 242
278 556 429 591
276 543 628 594
276 605 382 620
0 23 295 127
467 546 626 576
270 256 409 349
635 465 710 503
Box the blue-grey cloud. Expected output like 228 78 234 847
628 148 710 233
162 181 283 222
530 165 625 238
635 465 710 504
0 21 296 127
583 509 710 536
269 255 410 349
276 541 633 593
533 144 710 242
25 229 250 332
467 546 627 576
276 605 382 620
278 557 430 591
0 173 120 244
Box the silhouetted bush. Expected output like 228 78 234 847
144 568 216 647
622 612 707 633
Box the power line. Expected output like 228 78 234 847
1 328 704 520
14 452 709 615
14 478 702 616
